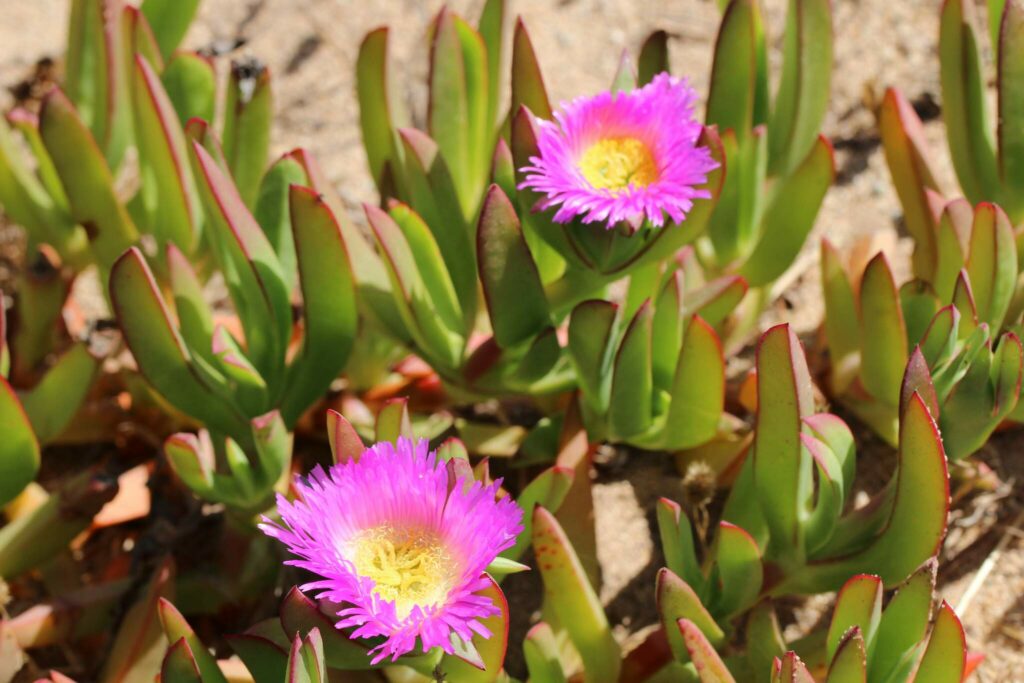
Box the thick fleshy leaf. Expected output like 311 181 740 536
523 622 567 683
279 588 373 670
222 60 272 208
826 575 882 662
746 600 787 680
166 243 215 365
511 19 552 120
19 344 99 444
39 89 139 272
859 253 908 407
740 136 834 286
709 522 763 617
161 52 216 128
253 155 306 288
966 202 1017 329
227 624 288 683
191 142 291 385
0 378 39 507
478 184 550 348
503 465 573 562
868 560 935 682
706 0 768 140
132 54 200 251
440 576 509 681
821 240 859 393
638 31 670 85
753 324 815 562
532 507 621 682
999 0 1024 219
657 568 725 664
827 628 867 683
664 316 725 449
913 601 966 683
374 398 414 444
477 0 505 130
356 28 406 195
281 186 356 425
768 0 832 176
286 628 325 683
157 599 227 683
568 300 618 414
677 619 736 683
100 559 175 683
109 247 247 440
326 410 366 464
939 0 1000 204
140 0 200 60
657 498 703 592
609 301 653 439
160 639 202 683
879 89 941 279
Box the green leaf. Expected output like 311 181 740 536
532 507 621 683
739 136 834 287
745 601 787 681
440 576 510 682
867 560 935 682
326 409 365 464
568 300 618 414
0 378 39 506
191 141 291 387
706 0 768 141
477 0 505 131
511 19 552 120
878 88 941 280
709 522 763 617
966 202 1017 329
109 247 247 440
998 0 1024 219
940 0 1001 205
523 622 567 683
429 9 476 211
503 465 574 562
753 324 815 563
374 398 413 444
664 316 725 449
279 588 373 670
768 0 832 176
160 639 202 683
858 253 908 407
657 569 725 664
356 28 406 195
131 54 201 252
100 560 175 683
609 301 653 439
281 186 357 425
19 344 98 444
157 599 227 683
478 184 551 348
285 628 325 683
677 619 736 683
222 60 272 208
39 89 139 273
166 243 216 366
827 628 867 683
253 155 306 288
826 575 882 662
820 240 859 393
913 602 966 683
140 0 201 60
638 31 670 85
657 499 704 593
161 52 217 128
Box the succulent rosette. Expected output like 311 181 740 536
260 438 523 663
519 72 716 229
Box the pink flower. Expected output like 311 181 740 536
519 72 716 229
260 438 522 663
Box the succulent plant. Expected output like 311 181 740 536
820 200 1023 458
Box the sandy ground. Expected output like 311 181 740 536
2 0 1023 679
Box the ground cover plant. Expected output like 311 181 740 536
0 0 1020 680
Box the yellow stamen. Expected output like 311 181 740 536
350 526 452 618
579 137 658 192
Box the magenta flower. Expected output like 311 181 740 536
519 72 716 229
260 438 522 664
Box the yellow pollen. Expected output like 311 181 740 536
350 526 452 618
578 137 658 192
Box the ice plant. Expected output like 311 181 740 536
519 73 715 229
260 437 522 664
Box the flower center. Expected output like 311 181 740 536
351 526 452 618
578 137 658 192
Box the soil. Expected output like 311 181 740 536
2 0 1023 680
